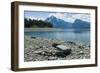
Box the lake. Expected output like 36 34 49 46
24 29 90 44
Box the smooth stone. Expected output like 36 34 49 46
79 51 84 54
56 45 70 50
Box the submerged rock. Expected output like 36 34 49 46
31 36 36 39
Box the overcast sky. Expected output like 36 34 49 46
24 11 90 23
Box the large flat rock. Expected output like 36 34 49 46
56 45 70 50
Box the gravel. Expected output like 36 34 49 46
24 36 90 62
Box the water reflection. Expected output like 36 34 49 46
25 29 90 44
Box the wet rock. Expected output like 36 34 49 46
55 49 71 57
31 36 36 39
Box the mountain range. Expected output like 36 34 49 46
45 15 90 29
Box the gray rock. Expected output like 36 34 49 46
24 36 90 62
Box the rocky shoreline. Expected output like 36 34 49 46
24 36 90 62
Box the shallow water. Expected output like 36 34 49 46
25 29 90 44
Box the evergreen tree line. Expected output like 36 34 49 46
24 18 53 28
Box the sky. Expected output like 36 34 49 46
24 11 90 23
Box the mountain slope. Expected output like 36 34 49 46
73 19 90 29
45 16 72 29
45 16 90 29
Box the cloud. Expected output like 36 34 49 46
72 14 90 22
49 13 64 19
25 16 45 21
49 12 90 23
25 16 36 20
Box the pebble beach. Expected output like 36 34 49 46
24 36 90 62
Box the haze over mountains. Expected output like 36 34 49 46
45 15 90 29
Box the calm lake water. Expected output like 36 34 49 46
25 29 90 44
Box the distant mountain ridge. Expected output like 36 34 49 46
45 16 72 29
72 19 90 29
45 15 90 29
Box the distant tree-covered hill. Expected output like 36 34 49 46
24 18 53 28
